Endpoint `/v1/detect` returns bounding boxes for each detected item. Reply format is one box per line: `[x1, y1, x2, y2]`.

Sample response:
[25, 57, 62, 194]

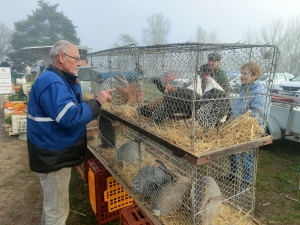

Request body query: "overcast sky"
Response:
[1, 0, 300, 52]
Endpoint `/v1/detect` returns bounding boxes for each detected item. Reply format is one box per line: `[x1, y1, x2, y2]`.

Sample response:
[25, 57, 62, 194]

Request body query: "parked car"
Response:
[278, 75, 300, 97]
[229, 74, 242, 93]
[260, 72, 294, 91]
[226, 71, 240, 81]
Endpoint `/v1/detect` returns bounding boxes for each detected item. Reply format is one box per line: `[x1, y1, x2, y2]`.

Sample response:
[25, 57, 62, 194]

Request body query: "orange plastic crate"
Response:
[104, 176, 134, 212]
[87, 158, 120, 225]
[120, 204, 154, 225]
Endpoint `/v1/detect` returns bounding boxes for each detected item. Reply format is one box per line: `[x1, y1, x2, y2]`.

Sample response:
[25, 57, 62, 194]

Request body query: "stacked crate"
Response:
[120, 204, 154, 225]
[87, 158, 133, 224]
[104, 176, 134, 213]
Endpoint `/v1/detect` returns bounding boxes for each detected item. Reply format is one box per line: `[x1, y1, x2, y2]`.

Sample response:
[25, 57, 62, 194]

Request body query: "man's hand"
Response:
[96, 88, 116, 105]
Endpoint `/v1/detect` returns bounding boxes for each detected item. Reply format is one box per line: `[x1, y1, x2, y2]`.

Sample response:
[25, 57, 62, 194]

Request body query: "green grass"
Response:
[255, 138, 300, 224]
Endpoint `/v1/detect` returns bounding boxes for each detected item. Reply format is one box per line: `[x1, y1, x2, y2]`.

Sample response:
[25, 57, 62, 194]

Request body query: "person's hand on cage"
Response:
[95, 88, 116, 105]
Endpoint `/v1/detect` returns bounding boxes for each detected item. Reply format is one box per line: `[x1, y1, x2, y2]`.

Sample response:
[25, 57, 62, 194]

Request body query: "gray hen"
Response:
[196, 88, 232, 131]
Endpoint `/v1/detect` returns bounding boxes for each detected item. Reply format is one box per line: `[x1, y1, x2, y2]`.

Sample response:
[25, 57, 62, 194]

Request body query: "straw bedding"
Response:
[101, 102, 264, 154]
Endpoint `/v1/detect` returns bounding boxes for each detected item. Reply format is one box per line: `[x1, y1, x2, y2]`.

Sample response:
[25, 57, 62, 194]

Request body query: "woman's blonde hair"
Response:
[240, 62, 262, 77]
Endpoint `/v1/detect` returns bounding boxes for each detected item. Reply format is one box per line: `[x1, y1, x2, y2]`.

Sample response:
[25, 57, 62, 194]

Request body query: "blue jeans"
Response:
[35, 167, 71, 225]
[229, 150, 254, 183]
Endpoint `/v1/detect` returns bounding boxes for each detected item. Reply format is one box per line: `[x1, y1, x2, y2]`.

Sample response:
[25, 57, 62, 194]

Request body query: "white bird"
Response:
[203, 74, 224, 92]
[186, 73, 224, 96]
[186, 74, 202, 96]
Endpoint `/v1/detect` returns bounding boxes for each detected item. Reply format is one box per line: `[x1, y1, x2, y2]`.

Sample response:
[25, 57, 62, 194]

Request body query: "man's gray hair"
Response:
[50, 40, 72, 59]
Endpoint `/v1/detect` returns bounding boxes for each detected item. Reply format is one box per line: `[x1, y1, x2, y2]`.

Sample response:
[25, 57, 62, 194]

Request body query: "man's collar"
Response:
[47, 64, 77, 84]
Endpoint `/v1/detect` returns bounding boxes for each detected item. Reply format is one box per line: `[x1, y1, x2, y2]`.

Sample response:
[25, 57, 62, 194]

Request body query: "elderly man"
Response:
[27, 40, 115, 225]
[0, 58, 11, 67]
[198, 52, 230, 93]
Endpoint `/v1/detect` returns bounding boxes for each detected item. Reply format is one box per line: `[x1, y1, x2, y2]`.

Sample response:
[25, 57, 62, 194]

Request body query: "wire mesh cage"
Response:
[87, 119, 259, 225]
[84, 43, 278, 225]
[86, 43, 278, 153]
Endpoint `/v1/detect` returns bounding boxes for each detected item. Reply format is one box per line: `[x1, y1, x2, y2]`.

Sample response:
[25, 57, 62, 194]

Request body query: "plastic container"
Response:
[104, 176, 133, 212]
[11, 115, 27, 133]
[87, 158, 120, 225]
[120, 204, 154, 225]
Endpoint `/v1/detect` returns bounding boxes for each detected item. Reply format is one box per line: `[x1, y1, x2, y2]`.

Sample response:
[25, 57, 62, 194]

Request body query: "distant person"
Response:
[27, 40, 115, 225]
[17, 63, 23, 72]
[11, 63, 19, 71]
[222, 62, 270, 194]
[0, 58, 11, 67]
[197, 52, 230, 93]
[24, 63, 31, 74]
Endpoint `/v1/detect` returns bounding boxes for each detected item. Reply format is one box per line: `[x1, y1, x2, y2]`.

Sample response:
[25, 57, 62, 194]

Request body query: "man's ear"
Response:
[58, 53, 65, 63]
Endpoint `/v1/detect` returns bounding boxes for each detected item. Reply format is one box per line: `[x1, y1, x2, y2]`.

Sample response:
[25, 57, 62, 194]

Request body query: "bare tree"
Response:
[113, 34, 139, 47]
[279, 15, 300, 74]
[0, 23, 13, 62]
[195, 25, 218, 43]
[142, 13, 171, 45]
[207, 30, 218, 43]
[195, 26, 207, 42]
[244, 28, 260, 44]
[244, 14, 300, 75]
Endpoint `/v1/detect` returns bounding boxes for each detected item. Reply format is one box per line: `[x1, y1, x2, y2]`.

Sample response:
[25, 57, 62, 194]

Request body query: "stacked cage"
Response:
[85, 43, 279, 225]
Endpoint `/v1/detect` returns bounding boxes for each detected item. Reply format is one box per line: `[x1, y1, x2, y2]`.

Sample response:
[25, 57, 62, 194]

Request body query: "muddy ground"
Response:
[0, 94, 42, 224]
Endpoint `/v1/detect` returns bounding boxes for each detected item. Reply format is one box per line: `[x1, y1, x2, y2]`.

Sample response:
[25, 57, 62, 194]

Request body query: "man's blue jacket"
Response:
[27, 65, 100, 173]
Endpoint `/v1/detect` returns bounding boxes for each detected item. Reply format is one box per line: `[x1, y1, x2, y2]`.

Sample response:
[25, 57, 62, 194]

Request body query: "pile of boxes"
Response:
[3, 96, 27, 137]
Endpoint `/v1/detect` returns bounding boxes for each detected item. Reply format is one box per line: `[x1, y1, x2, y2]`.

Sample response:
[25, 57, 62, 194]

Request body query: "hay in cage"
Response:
[86, 146, 258, 225]
[159, 203, 256, 225]
[82, 93, 94, 101]
[102, 102, 263, 154]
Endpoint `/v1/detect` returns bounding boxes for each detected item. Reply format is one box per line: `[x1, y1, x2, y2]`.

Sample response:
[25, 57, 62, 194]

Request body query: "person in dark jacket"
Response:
[27, 40, 115, 225]
[0, 58, 11, 67]
[197, 52, 230, 93]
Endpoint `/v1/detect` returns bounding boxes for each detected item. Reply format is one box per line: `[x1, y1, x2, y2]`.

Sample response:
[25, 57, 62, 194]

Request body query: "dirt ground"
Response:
[0, 94, 43, 225]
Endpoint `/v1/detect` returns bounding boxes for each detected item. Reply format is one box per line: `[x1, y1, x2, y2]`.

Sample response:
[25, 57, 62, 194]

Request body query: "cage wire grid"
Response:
[80, 43, 278, 225]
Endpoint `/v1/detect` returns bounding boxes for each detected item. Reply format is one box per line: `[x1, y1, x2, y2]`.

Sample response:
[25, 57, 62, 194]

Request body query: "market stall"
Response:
[3, 80, 32, 139]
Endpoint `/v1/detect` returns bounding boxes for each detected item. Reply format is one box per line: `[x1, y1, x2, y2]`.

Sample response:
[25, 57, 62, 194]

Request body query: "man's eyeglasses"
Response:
[63, 53, 81, 62]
